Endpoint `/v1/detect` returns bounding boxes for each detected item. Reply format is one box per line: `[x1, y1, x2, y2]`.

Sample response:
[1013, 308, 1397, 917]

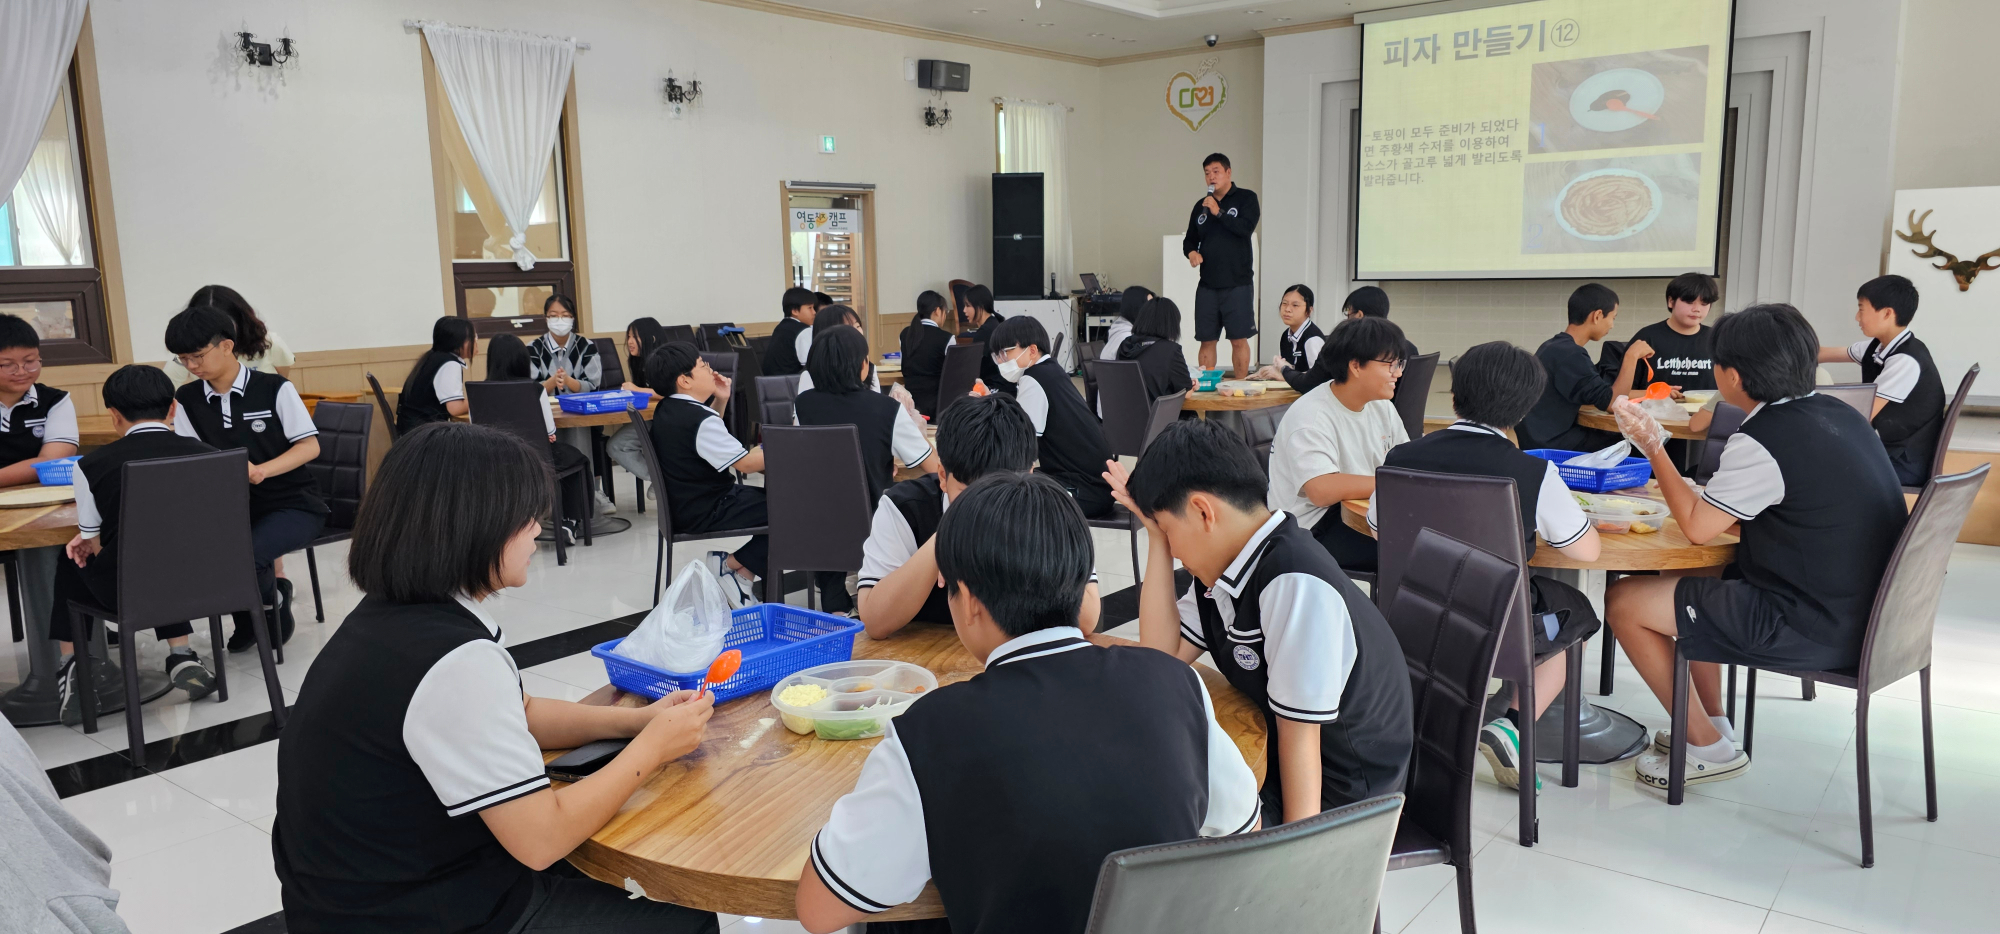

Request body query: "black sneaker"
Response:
[56, 655, 80, 726]
[166, 650, 217, 701]
[226, 624, 257, 654]
[275, 578, 297, 645]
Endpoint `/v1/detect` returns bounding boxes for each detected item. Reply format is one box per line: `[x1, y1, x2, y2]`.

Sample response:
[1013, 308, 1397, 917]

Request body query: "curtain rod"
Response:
[994, 96, 1074, 113]
[404, 19, 591, 50]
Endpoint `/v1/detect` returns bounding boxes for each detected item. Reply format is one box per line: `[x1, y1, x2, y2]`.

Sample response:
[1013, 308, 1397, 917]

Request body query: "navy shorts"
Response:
[1673, 575, 1857, 671]
[1194, 285, 1256, 341]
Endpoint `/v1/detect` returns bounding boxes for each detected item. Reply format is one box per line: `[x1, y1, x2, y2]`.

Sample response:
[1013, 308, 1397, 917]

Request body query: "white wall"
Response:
[1893, 0, 2000, 192]
[86, 0, 1105, 359]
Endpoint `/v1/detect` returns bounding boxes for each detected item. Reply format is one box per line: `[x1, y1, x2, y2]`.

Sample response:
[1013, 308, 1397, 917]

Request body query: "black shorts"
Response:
[1194, 285, 1256, 341]
[1673, 576, 1857, 671]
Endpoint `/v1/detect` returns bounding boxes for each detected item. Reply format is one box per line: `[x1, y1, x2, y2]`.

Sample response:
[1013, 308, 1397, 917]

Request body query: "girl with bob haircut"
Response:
[396, 317, 477, 433]
[273, 422, 720, 934]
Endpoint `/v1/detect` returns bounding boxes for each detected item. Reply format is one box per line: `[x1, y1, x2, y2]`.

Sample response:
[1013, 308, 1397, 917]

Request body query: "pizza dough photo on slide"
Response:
[1528, 46, 1710, 154]
[1520, 154, 1701, 255]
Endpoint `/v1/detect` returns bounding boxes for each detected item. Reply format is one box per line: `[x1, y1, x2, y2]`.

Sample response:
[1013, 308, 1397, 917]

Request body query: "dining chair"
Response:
[625, 410, 769, 605]
[591, 338, 629, 504]
[1381, 527, 1523, 934]
[465, 381, 594, 565]
[1663, 464, 1988, 868]
[299, 402, 372, 623]
[1819, 382, 1877, 418]
[1052, 331, 1066, 370]
[1905, 363, 1979, 495]
[729, 345, 763, 444]
[365, 372, 397, 442]
[935, 342, 985, 417]
[1082, 794, 1404, 934]
[762, 426, 873, 610]
[662, 324, 698, 347]
[1142, 391, 1186, 451]
[1094, 360, 1151, 458]
[699, 322, 743, 351]
[1392, 352, 1442, 442]
[71, 449, 287, 765]
[1232, 403, 1293, 478]
[755, 375, 801, 433]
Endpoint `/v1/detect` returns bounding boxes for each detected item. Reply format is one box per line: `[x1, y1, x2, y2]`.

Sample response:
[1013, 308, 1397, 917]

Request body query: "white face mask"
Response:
[995, 352, 1026, 383]
[546, 317, 574, 337]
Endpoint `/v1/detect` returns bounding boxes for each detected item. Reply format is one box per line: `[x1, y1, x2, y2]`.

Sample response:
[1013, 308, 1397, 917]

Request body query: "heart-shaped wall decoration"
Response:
[1166, 69, 1227, 132]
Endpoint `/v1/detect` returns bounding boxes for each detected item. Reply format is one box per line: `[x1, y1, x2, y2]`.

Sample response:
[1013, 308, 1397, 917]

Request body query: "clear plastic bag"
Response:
[612, 561, 732, 673]
[1565, 439, 1632, 468]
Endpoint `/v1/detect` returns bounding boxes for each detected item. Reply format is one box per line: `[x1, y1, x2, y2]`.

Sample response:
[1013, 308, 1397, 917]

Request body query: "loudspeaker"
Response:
[993, 173, 1043, 299]
[917, 59, 970, 92]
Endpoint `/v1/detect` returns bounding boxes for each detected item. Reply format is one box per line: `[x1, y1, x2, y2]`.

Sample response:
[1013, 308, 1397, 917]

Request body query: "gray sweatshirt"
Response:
[0, 720, 129, 934]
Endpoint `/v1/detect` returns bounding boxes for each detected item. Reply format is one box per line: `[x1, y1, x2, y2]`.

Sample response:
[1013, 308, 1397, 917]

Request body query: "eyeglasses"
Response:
[1371, 357, 1407, 375]
[173, 344, 224, 369]
[0, 357, 42, 376]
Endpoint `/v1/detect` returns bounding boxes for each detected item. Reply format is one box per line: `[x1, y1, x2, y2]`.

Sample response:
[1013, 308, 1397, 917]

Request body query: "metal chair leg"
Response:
[580, 461, 596, 547]
[208, 616, 229, 703]
[635, 475, 646, 514]
[1921, 666, 1938, 823]
[1856, 692, 1874, 868]
[1667, 645, 1689, 805]
[249, 606, 287, 728]
[1562, 642, 1583, 788]
[1725, 664, 1737, 724]
[655, 540, 669, 607]
[1598, 628, 1617, 696]
[306, 546, 324, 622]
[5, 555, 21, 643]
[1743, 668, 1758, 759]
[552, 477, 569, 566]
[1515, 673, 1537, 846]
[74, 608, 99, 734]
[1801, 675, 1816, 701]
[119, 624, 146, 766]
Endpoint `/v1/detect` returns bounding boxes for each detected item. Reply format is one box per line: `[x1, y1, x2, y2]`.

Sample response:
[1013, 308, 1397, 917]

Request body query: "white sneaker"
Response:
[707, 551, 760, 609]
[596, 492, 617, 516]
[1651, 729, 1742, 756]
[1635, 747, 1750, 789]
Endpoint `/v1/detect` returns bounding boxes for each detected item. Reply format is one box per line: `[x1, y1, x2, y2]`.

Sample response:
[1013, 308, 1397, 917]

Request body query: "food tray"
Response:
[1525, 449, 1653, 493]
[1216, 380, 1266, 397]
[557, 390, 653, 415]
[1195, 369, 1228, 392]
[592, 603, 862, 703]
[769, 660, 938, 740]
[1575, 492, 1665, 534]
[33, 456, 80, 486]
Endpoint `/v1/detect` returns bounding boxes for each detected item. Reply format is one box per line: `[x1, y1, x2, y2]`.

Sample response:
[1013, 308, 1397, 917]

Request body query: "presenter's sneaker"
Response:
[1478, 719, 1540, 791]
[1651, 729, 1741, 756]
[166, 649, 217, 701]
[1636, 748, 1751, 789]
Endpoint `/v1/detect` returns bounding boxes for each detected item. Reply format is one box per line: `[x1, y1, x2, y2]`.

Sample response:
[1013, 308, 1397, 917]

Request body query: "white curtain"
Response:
[999, 99, 1075, 294]
[0, 0, 88, 207]
[421, 22, 574, 271]
[19, 139, 82, 264]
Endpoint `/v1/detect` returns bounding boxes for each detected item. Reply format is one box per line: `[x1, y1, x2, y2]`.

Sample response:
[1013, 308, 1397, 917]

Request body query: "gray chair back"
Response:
[936, 342, 985, 417]
[304, 401, 373, 534]
[593, 338, 626, 388]
[763, 425, 873, 576]
[1383, 528, 1521, 874]
[1819, 382, 1877, 418]
[464, 381, 556, 462]
[1083, 794, 1404, 934]
[730, 345, 763, 442]
[118, 450, 263, 628]
[1095, 360, 1150, 458]
[1142, 391, 1186, 452]
[662, 324, 698, 346]
[628, 409, 676, 540]
[1695, 401, 1749, 485]
[700, 322, 743, 350]
[1925, 364, 1980, 483]
[1857, 464, 1990, 690]
[366, 371, 397, 440]
[755, 374, 801, 429]
[1373, 468, 1532, 681]
[1392, 352, 1441, 442]
[1234, 403, 1293, 477]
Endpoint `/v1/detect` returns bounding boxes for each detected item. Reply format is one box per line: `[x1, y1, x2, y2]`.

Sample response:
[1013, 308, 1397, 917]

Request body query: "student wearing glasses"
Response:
[0, 315, 78, 489]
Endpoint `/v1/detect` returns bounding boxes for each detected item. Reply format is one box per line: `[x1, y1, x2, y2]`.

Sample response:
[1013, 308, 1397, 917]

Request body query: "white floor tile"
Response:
[16, 721, 117, 767]
[1844, 695, 2000, 775]
[1771, 820, 2000, 934]
[156, 741, 280, 823]
[108, 822, 283, 934]
[1811, 749, 2000, 860]
[521, 669, 593, 702]
[1402, 839, 1769, 934]
[1758, 913, 1867, 934]
[62, 774, 242, 864]
[76, 676, 294, 753]
[526, 651, 613, 693]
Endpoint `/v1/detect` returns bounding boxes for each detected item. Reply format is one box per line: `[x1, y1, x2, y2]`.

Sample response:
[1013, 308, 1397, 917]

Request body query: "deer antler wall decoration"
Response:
[1896, 209, 2000, 291]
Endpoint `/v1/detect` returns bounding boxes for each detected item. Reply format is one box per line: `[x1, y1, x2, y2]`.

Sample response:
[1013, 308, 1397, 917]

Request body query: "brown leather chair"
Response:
[625, 410, 769, 605]
[1392, 352, 1441, 443]
[1904, 363, 1979, 495]
[300, 402, 372, 622]
[762, 425, 873, 610]
[1094, 360, 1151, 458]
[366, 372, 397, 441]
[466, 380, 593, 565]
[1662, 464, 1990, 869]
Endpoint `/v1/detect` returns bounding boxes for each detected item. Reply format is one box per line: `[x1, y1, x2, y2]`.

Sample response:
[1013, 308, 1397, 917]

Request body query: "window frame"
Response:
[0, 59, 117, 366]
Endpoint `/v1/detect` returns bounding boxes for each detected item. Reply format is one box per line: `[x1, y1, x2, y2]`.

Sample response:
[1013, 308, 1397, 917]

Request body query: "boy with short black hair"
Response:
[1628, 272, 1719, 392]
[166, 306, 325, 652]
[987, 316, 1115, 517]
[856, 393, 1101, 637]
[0, 315, 79, 487]
[1369, 341, 1604, 790]
[1110, 420, 1412, 823]
[1608, 303, 1908, 788]
[1518, 282, 1653, 452]
[53, 365, 222, 722]
[798, 472, 1259, 934]
[1817, 274, 1945, 485]
[762, 287, 818, 376]
[647, 341, 766, 607]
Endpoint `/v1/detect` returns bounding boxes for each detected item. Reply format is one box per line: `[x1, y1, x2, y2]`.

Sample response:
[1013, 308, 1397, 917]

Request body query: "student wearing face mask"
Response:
[987, 316, 1115, 518]
[528, 295, 601, 396]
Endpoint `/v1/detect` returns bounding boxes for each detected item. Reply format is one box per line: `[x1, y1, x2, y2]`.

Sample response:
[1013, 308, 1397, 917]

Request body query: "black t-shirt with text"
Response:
[1629, 321, 1716, 391]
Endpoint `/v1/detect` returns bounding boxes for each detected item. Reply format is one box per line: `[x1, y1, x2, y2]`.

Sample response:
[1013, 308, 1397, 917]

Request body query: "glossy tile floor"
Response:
[7, 463, 1999, 934]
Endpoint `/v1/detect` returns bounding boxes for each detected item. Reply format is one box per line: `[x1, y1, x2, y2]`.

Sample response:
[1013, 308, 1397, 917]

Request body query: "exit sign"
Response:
[819, 135, 837, 154]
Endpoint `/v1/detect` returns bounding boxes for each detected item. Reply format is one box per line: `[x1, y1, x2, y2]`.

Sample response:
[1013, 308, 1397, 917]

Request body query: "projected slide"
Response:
[1356, 0, 1732, 279]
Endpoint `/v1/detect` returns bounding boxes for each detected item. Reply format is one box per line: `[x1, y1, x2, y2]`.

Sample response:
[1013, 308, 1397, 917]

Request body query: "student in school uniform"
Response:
[527, 295, 601, 396]
[1516, 283, 1654, 452]
[165, 306, 326, 650]
[274, 422, 719, 934]
[648, 342, 766, 607]
[1252, 284, 1327, 388]
[1367, 342, 1604, 790]
[796, 472, 1260, 934]
[0, 316, 79, 488]
[763, 287, 818, 377]
[604, 317, 669, 490]
[164, 284, 295, 385]
[1098, 285, 1154, 361]
[1112, 297, 1196, 404]
[1107, 420, 1411, 822]
[485, 334, 591, 545]
[396, 317, 477, 435]
[898, 291, 952, 419]
[794, 306, 876, 394]
[1270, 286, 1418, 393]
[1817, 274, 1947, 486]
[49, 366, 222, 723]
[856, 393, 1102, 638]
[1265, 316, 1410, 573]
[1606, 303, 1909, 788]
[987, 316, 1116, 518]
[1627, 272, 1719, 393]
[961, 284, 1008, 393]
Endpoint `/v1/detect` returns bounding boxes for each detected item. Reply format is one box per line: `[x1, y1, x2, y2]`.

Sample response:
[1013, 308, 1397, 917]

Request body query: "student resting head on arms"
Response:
[1815, 274, 1946, 486]
[1606, 303, 1909, 790]
[856, 392, 1101, 638]
[1265, 315, 1410, 573]
[797, 471, 1260, 934]
[987, 315, 1116, 517]
[1517, 282, 1652, 453]
[1369, 341, 1605, 790]
[1099, 284, 1156, 360]
[397, 316, 477, 434]
[1113, 297, 1196, 403]
[1105, 419, 1412, 824]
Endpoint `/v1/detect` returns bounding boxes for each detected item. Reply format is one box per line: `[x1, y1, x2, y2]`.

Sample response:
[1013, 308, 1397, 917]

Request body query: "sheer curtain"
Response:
[19, 139, 82, 264]
[999, 99, 1074, 294]
[0, 0, 88, 204]
[420, 22, 574, 271]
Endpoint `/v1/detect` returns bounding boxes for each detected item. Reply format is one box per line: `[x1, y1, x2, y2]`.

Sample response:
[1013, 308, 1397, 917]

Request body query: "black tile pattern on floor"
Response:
[219, 910, 287, 934]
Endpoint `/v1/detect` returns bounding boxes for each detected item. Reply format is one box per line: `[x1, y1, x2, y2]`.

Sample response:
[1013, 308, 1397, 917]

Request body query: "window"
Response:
[0, 67, 114, 364]
[422, 47, 582, 338]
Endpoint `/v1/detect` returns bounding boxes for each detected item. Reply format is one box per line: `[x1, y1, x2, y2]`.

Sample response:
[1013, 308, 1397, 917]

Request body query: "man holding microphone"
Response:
[1182, 153, 1261, 379]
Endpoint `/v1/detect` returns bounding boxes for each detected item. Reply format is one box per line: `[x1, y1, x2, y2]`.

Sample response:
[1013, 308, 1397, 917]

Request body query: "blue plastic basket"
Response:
[592, 603, 864, 703]
[557, 390, 653, 415]
[1195, 369, 1227, 392]
[1524, 449, 1654, 493]
[34, 456, 81, 486]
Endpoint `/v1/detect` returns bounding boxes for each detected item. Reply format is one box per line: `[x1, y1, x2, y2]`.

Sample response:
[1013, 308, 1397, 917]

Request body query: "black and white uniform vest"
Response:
[1859, 333, 1946, 484]
[397, 350, 462, 434]
[174, 371, 327, 518]
[885, 476, 951, 624]
[0, 383, 69, 465]
[1279, 320, 1326, 370]
[1382, 424, 1555, 557]
[763, 317, 810, 376]
[1020, 358, 1114, 500]
[794, 387, 904, 503]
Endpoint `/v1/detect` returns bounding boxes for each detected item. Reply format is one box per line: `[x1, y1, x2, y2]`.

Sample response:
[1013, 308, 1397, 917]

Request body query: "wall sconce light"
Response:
[663, 71, 702, 118]
[923, 102, 952, 129]
[237, 31, 295, 68]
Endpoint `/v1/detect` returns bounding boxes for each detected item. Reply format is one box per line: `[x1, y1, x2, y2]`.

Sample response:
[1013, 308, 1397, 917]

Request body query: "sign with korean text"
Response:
[790, 209, 860, 233]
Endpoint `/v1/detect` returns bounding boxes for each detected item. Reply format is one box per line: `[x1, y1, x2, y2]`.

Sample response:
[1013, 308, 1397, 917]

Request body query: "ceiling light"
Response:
[1039, 22, 1055, 26]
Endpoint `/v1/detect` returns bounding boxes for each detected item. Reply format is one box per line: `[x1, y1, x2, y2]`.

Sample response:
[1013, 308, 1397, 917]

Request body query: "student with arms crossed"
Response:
[166, 306, 325, 650]
[763, 287, 819, 377]
[1106, 420, 1411, 823]
[274, 422, 718, 934]
[797, 472, 1260, 934]
[648, 342, 767, 608]
[856, 393, 1101, 638]
[1517, 283, 1652, 452]
[1367, 342, 1604, 790]
[1606, 303, 1909, 788]
[1816, 274, 1946, 486]
[1265, 316, 1409, 573]
[898, 290, 953, 419]
[987, 316, 1117, 517]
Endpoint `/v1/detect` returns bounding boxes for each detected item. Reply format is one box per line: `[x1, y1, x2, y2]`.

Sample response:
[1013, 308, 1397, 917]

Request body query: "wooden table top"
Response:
[560, 624, 1269, 921]
[1576, 405, 1712, 442]
[553, 403, 657, 430]
[1341, 497, 1737, 572]
[0, 485, 79, 551]
[1183, 386, 1301, 413]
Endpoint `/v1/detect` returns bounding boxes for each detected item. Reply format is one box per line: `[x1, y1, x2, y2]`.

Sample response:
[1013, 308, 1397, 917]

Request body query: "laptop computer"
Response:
[1078, 272, 1102, 294]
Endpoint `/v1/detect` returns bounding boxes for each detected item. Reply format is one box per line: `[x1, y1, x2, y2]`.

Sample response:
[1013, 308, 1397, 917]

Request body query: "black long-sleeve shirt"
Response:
[1520, 332, 1615, 446]
[899, 320, 951, 418]
[1181, 185, 1260, 290]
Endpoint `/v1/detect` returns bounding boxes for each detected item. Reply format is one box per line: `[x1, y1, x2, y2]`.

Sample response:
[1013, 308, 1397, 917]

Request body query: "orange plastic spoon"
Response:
[1644, 381, 1674, 400]
[699, 649, 743, 698]
[1604, 98, 1660, 121]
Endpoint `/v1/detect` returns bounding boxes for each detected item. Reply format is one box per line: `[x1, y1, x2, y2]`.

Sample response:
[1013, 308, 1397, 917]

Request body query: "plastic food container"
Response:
[557, 390, 654, 415]
[592, 604, 862, 703]
[1525, 449, 1653, 493]
[768, 660, 939, 740]
[33, 456, 80, 486]
[1576, 493, 1666, 534]
[1216, 380, 1266, 397]
[1195, 369, 1228, 392]
[1680, 390, 1719, 406]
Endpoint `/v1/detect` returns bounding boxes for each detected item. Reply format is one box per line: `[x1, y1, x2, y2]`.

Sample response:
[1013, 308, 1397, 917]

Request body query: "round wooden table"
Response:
[1575, 405, 1711, 442]
[1182, 386, 1300, 419]
[557, 625, 1269, 921]
[1340, 498, 1737, 570]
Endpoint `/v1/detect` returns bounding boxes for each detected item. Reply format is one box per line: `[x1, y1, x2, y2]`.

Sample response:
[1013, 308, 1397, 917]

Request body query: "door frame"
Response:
[778, 182, 882, 356]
